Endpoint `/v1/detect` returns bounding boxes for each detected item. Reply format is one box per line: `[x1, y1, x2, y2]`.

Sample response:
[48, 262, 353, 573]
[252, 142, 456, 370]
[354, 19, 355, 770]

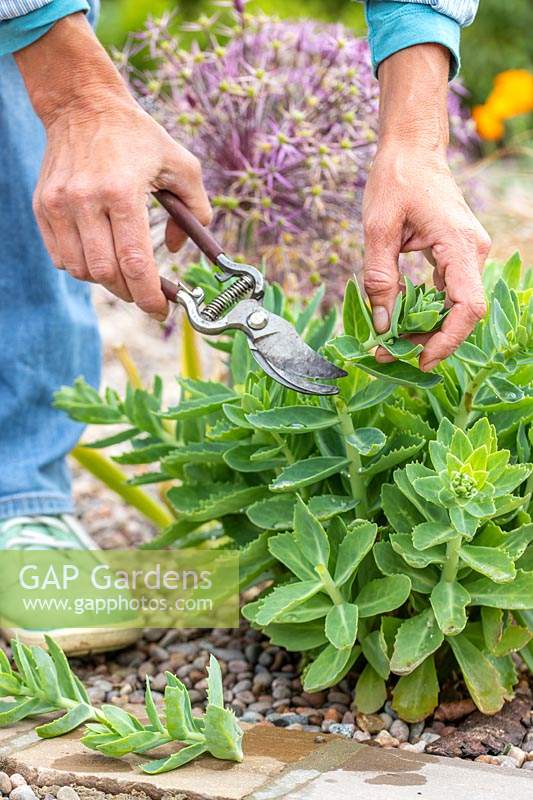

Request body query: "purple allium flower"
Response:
[122, 5, 479, 296]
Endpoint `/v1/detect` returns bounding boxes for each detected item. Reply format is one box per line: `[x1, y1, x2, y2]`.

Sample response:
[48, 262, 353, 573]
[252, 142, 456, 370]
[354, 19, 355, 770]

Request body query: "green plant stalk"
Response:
[454, 365, 493, 429]
[181, 317, 204, 380]
[454, 341, 521, 429]
[335, 397, 368, 517]
[315, 564, 344, 605]
[442, 533, 463, 583]
[72, 446, 174, 529]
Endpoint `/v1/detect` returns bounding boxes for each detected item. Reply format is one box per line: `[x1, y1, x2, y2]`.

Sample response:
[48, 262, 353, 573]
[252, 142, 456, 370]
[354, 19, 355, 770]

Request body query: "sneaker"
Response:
[0, 514, 140, 656]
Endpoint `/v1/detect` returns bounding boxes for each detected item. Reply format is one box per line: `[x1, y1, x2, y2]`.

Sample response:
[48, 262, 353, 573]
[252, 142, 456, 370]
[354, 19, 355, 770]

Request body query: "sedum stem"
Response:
[442, 534, 462, 582]
[72, 446, 175, 529]
[335, 397, 368, 518]
[315, 564, 344, 605]
[454, 366, 492, 429]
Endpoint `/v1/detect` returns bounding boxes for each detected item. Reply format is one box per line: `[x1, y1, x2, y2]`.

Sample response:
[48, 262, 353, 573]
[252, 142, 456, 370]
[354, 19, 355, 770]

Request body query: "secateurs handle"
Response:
[154, 189, 224, 265]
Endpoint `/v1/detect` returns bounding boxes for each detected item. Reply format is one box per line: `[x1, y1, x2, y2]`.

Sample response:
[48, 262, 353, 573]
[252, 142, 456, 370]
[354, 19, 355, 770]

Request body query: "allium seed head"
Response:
[125, 6, 478, 296]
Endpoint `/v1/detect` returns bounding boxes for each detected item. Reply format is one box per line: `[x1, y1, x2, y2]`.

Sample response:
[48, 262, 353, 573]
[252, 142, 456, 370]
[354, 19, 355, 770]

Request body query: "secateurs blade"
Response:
[155, 190, 347, 396]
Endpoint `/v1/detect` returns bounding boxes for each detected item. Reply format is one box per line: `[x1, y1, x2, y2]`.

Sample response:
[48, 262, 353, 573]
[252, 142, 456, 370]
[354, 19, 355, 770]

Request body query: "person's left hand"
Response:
[362, 143, 491, 371]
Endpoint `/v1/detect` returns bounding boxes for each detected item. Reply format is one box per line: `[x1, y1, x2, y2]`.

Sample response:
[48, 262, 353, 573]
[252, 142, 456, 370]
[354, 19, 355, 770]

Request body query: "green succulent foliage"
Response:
[55, 253, 533, 721]
[0, 637, 242, 773]
[329, 276, 448, 388]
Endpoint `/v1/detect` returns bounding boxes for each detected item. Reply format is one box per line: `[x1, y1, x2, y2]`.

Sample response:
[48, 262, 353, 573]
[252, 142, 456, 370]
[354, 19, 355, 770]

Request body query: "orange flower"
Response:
[472, 105, 504, 141]
[490, 69, 533, 117]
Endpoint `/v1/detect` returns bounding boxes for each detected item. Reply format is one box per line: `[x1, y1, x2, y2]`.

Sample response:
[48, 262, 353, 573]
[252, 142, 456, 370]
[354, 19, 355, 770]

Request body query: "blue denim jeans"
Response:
[0, 2, 101, 520]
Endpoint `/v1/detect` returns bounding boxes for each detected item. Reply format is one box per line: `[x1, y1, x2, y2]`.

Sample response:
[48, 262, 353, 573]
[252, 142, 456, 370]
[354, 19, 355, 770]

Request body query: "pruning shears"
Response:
[155, 190, 347, 396]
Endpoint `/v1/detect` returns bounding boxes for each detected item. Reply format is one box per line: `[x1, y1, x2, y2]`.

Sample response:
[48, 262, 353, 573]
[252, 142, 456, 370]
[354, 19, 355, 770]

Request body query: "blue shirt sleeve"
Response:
[365, 0, 469, 79]
[0, 0, 89, 56]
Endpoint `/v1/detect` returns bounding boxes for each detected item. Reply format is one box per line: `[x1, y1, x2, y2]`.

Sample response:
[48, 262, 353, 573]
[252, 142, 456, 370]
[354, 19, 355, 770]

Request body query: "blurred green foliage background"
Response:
[98, 0, 532, 106]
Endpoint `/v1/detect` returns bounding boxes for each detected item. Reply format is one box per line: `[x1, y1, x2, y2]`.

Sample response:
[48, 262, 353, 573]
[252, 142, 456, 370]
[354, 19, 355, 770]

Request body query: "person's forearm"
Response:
[13, 10, 211, 320]
[14, 12, 130, 127]
[377, 44, 450, 153]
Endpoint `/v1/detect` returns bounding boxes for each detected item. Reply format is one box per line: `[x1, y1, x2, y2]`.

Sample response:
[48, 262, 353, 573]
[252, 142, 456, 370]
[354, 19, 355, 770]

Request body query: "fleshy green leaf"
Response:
[459, 545, 516, 584]
[36, 703, 94, 738]
[355, 575, 411, 618]
[346, 427, 386, 456]
[390, 609, 444, 675]
[325, 603, 359, 649]
[354, 663, 387, 713]
[293, 496, 330, 567]
[361, 629, 390, 680]
[334, 522, 378, 586]
[246, 406, 339, 433]
[392, 656, 439, 722]
[352, 358, 442, 389]
[430, 580, 470, 635]
[448, 632, 507, 714]
[303, 645, 359, 693]
[463, 570, 533, 608]
[412, 522, 457, 550]
[255, 581, 322, 626]
[270, 457, 349, 492]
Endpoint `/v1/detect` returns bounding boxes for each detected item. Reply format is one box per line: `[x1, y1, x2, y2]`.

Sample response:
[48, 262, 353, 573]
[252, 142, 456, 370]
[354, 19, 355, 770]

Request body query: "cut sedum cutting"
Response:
[0, 636, 243, 773]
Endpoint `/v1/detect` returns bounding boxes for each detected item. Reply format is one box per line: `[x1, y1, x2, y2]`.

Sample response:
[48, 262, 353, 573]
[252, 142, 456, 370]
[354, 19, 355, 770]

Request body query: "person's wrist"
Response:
[377, 44, 450, 153]
[14, 13, 132, 128]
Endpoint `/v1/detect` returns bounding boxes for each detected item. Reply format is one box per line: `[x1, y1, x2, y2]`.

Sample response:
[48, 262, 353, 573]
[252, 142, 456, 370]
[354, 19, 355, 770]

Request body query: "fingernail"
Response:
[150, 312, 167, 323]
[372, 306, 389, 333]
[422, 359, 438, 372]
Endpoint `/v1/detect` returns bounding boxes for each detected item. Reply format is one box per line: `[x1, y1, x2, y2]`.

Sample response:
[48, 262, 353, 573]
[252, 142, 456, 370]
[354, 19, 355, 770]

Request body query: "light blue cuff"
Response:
[365, 1, 461, 80]
[0, 0, 89, 56]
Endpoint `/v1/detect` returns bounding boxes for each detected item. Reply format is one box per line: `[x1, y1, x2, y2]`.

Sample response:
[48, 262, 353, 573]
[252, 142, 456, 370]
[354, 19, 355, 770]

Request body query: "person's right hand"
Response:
[15, 14, 211, 321]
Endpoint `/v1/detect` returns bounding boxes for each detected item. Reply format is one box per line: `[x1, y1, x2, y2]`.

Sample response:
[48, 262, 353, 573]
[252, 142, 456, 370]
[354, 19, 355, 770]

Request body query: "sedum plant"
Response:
[55, 253, 533, 720]
[0, 636, 242, 773]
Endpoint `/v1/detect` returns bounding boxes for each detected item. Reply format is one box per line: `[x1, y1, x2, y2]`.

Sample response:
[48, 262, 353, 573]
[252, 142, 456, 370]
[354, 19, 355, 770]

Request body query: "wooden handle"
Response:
[154, 189, 224, 265]
[160, 275, 182, 303]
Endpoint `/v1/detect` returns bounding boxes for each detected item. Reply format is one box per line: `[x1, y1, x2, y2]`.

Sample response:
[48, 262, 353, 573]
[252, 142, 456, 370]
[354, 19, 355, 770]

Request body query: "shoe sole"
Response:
[1, 625, 141, 656]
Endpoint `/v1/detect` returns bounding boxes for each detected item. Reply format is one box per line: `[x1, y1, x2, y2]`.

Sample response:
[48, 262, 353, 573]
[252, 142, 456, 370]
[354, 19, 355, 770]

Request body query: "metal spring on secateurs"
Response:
[200, 275, 255, 321]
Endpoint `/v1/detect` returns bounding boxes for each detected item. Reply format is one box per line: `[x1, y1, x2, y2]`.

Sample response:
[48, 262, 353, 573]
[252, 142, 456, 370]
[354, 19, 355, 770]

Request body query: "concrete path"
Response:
[1, 719, 531, 800]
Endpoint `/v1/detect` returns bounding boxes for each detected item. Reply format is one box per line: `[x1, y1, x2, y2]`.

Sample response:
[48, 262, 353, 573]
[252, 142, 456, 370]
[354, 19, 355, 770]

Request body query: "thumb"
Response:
[363, 230, 401, 333]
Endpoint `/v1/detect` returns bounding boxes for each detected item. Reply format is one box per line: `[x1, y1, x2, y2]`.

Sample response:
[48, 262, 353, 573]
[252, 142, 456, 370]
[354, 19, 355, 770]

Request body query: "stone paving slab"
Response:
[1, 721, 531, 800]
[249, 740, 533, 800]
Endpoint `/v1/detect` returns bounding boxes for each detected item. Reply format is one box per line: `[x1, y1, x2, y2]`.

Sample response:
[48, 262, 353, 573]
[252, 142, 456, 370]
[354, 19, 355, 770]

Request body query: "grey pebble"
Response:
[523, 731, 533, 753]
[8, 777, 26, 790]
[272, 685, 292, 700]
[9, 789, 37, 800]
[235, 690, 256, 705]
[228, 660, 249, 674]
[390, 719, 409, 742]
[240, 711, 265, 724]
[0, 773, 12, 795]
[409, 721, 425, 742]
[57, 788, 81, 800]
[232, 679, 252, 694]
[267, 712, 308, 727]
[245, 644, 262, 664]
[421, 732, 441, 744]
[258, 652, 274, 667]
[329, 723, 355, 738]
[400, 741, 427, 753]
[497, 756, 518, 768]
[328, 691, 351, 705]
[522, 762, 533, 771]
[384, 701, 398, 720]
[248, 700, 273, 714]
[87, 687, 106, 704]
[378, 712, 393, 731]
